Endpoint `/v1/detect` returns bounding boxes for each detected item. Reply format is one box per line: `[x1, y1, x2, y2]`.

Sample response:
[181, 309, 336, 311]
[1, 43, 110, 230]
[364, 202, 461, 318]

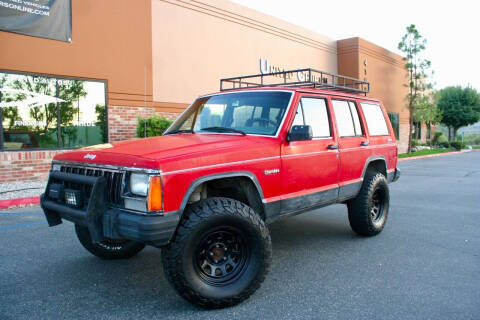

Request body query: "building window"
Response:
[388, 112, 399, 139]
[412, 122, 422, 140]
[0, 71, 107, 151]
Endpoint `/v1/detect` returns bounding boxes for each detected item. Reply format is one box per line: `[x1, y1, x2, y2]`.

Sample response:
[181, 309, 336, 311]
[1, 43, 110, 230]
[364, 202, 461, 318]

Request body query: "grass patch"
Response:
[399, 148, 455, 158]
[473, 146, 480, 150]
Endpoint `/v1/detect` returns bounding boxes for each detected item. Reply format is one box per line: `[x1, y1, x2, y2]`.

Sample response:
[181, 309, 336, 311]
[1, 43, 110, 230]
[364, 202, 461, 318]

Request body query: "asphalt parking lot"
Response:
[1, 152, 479, 320]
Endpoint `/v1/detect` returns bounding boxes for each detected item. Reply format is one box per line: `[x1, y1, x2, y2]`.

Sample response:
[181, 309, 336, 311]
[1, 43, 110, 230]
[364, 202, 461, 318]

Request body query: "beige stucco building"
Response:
[1, 0, 413, 182]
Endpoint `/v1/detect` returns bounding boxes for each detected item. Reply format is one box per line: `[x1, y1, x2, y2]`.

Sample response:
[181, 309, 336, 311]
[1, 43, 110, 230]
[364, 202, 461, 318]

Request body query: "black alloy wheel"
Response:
[370, 188, 387, 224]
[194, 227, 248, 285]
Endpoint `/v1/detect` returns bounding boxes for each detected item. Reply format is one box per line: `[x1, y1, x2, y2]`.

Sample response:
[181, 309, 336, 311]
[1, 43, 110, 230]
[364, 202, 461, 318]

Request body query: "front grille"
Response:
[58, 164, 125, 206]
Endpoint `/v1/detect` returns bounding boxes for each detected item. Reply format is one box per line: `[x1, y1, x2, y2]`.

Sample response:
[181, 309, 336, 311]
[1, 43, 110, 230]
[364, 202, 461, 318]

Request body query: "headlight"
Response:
[52, 164, 62, 171]
[130, 173, 149, 196]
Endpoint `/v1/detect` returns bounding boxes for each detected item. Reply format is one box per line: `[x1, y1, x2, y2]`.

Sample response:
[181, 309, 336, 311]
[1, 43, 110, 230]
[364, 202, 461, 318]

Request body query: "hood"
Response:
[53, 134, 277, 169]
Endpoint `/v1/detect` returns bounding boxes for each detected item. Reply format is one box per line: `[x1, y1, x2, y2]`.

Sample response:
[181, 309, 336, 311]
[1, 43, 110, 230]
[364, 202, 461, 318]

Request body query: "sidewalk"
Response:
[0, 181, 46, 209]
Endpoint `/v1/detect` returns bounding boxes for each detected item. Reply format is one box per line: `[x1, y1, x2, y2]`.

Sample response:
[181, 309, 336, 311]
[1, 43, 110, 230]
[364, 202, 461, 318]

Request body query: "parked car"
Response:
[3, 131, 39, 149]
[41, 68, 400, 308]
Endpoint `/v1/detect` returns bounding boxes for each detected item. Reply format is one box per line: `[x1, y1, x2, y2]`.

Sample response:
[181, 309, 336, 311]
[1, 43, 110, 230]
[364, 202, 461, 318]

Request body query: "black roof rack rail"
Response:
[220, 68, 369, 95]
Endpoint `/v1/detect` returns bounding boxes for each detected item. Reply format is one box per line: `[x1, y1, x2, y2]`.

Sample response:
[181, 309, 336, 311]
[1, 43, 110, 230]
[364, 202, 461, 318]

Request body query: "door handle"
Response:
[327, 144, 339, 150]
[360, 141, 370, 146]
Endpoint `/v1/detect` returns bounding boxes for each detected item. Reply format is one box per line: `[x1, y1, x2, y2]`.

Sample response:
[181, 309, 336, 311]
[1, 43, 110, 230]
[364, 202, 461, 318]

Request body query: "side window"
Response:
[332, 100, 356, 137]
[292, 104, 305, 126]
[348, 101, 363, 136]
[360, 102, 389, 136]
[292, 98, 331, 138]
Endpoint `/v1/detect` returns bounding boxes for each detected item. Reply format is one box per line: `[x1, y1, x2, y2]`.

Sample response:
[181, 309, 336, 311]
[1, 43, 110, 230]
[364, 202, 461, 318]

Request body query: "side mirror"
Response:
[287, 125, 313, 141]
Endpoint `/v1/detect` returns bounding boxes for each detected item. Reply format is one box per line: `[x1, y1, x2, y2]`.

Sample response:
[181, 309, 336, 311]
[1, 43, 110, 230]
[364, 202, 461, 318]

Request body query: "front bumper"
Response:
[40, 171, 179, 247]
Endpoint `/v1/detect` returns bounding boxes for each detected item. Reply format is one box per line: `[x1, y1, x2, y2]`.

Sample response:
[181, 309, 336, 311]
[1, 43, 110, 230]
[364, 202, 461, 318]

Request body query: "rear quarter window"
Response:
[360, 102, 389, 136]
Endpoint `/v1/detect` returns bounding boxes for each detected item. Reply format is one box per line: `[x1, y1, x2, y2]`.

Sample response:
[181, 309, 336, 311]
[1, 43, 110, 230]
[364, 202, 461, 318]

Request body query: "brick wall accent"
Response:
[108, 105, 179, 142]
[0, 150, 66, 183]
[398, 123, 409, 154]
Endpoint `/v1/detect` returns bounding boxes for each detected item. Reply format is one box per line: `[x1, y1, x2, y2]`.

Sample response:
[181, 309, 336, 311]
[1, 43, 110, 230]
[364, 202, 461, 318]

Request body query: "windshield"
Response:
[165, 91, 292, 136]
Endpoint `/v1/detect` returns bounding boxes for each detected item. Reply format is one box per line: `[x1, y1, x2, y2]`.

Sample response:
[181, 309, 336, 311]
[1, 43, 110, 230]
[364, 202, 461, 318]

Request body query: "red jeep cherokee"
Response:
[41, 69, 400, 308]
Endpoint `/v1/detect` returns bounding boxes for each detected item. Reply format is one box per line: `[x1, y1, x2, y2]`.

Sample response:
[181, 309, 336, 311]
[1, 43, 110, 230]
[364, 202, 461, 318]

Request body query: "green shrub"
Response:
[137, 115, 173, 138]
[432, 131, 447, 146]
[462, 134, 480, 145]
[439, 141, 450, 148]
[411, 140, 419, 147]
[450, 141, 466, 150]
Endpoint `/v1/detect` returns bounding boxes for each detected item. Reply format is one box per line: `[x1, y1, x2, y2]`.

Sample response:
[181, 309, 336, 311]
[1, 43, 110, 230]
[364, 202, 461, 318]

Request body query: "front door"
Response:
[280, 95, 339, 213]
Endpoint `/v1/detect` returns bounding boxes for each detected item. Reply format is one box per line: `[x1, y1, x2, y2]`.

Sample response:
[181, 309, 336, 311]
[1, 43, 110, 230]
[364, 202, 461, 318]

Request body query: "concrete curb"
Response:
[0, 196, 40, 210]
[398, 150, 471, 162]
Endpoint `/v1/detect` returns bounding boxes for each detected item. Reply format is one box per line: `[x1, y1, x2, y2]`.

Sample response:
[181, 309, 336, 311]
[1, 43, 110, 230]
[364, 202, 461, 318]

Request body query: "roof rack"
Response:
[220, 68, 369, 95]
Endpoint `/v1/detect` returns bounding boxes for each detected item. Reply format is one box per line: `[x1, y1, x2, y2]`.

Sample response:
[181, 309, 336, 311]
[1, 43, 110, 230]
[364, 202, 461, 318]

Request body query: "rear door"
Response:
[280, 94, 339, 213]
[331, 98, 371, 201]
[359, 101, 398, 175]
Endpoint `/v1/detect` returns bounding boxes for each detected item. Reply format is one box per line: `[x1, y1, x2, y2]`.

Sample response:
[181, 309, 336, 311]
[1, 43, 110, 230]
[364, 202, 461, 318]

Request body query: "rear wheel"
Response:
[162, 197, 271, 309]
[74, 224, 146, 259]
[347, 172, 389, 236]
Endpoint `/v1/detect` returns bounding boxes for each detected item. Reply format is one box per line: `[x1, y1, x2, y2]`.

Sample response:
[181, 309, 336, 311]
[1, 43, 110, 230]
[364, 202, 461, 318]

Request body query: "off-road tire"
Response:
[74, 224, 146, 259]
[347, 172, 389, 236]
[162, 197, 272, 309]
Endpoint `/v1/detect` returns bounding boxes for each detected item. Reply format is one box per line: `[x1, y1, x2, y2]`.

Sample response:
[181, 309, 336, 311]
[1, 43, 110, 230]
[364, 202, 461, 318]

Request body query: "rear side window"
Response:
[292, 98, 330, 138]
[360, 102, 389, 136]
[332, 100, 363, 137]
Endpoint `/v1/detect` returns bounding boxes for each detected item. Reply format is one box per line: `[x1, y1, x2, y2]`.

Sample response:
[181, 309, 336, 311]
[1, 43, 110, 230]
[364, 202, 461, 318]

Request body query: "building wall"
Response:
[0, 0, 154, 109]
[338, 38, 409, 153]
[151, 0, 338, 106]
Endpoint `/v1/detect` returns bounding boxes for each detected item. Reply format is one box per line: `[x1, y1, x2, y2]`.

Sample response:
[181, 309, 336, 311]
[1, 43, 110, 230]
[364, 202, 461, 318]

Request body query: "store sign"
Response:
[259, 58, 327, 84]
[0, 0, 72, 42]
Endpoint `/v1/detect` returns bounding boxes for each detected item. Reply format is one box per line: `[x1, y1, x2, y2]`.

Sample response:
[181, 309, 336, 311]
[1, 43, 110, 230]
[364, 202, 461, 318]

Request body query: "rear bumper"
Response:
[388, 167, 401, 183]
[40, 171, 179, 247]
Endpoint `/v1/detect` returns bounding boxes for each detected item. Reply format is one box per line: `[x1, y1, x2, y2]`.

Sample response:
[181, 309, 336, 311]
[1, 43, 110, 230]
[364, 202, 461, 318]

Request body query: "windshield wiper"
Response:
[163, 129, 194, 135]
[200, 127, 246, 135]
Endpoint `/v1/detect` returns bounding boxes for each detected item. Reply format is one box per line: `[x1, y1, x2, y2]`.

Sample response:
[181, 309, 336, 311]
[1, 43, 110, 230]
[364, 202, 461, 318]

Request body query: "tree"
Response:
[398, 24, 432, 153]
[413, 92, 442, 143]
[437, 86, 480, 141]
[95, 104, 107, 142]
[0, 75, 22, 128]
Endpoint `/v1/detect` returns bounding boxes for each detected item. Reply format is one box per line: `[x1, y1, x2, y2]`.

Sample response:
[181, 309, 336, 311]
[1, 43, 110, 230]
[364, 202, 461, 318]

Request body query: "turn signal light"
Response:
[147, 176, 163, 211]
